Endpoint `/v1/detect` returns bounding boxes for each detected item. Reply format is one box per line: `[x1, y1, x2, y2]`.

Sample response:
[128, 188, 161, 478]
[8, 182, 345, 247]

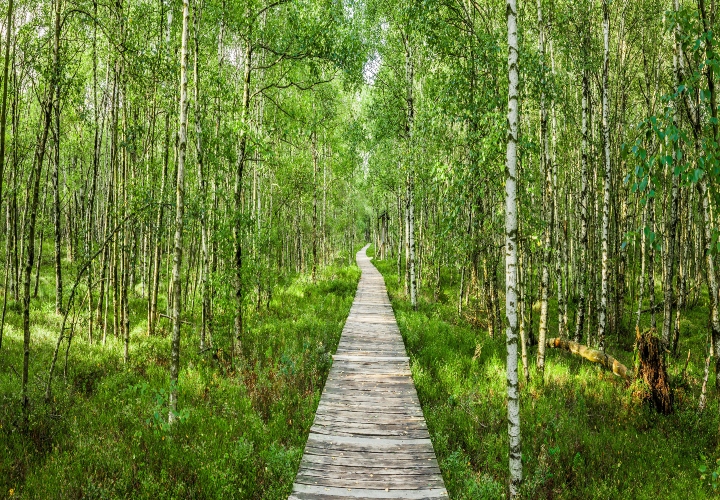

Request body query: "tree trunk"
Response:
[193, 0, 210, 350]
[505, 0, 522, 494]
[663, 0, 682, 351]
[23, 0, 61, 425]
[169, 0, 189, 424]
[404, 36, 417, 310]
[698, 179, 720, 393]
[150, 114, 170, 336]
[545, 337, 633, 380]
[0, 0, 13, 239]
[234, 37, 252, 359]
[598, 0, 611, 352]
[312, 129, 318, 283]
[53, 93, 63, 315]
[536, 0, 552, 376]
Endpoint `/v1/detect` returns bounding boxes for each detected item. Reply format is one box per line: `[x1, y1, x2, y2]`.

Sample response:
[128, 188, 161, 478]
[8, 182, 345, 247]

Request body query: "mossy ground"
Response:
[0, 247, 361, 499]
[369, 248, 718, 499]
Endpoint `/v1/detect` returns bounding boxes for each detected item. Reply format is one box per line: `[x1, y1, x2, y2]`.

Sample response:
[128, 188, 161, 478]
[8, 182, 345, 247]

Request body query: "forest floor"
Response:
[2, 244, 719, 499]
[367, 246, 720, 499]
[0, 245, 361, 499]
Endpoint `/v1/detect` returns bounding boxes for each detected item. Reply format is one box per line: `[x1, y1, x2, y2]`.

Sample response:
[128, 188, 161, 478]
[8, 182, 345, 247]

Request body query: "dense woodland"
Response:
[2, 0, 720, 497]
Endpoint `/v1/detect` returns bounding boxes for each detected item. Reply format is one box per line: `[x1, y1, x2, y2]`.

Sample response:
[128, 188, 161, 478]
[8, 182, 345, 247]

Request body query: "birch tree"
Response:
[598, 0, 611, 352]
[536, 0, 553, 375]
[506, 0, 522, 494]
[169, 0, 190, 424]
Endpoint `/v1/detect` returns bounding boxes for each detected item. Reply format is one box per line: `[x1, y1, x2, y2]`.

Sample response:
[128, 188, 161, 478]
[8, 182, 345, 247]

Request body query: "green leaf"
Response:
[693, 168, 704, 183]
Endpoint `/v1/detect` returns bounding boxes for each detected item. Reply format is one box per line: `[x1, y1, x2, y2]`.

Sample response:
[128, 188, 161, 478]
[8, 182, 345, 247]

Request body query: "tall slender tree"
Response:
[598, 0, 611, 351]
[169, 0, 190, 423]
[505, 0, 522, 495]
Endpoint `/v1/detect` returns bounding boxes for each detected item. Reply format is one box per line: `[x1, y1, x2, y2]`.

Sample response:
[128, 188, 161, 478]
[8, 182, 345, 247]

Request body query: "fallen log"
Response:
[545, 337, 633, 381]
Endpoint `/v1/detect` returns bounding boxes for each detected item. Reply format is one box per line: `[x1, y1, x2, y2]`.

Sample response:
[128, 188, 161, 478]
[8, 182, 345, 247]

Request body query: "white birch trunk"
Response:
[404, 38, 417, 310]
[506, 0, 522, 494]
[662, 0, 681, 349]
[536, 0, 553, 375]
[598, 0, 611, 352]
[193, 0, 210, 351]
[698, 179, 720, 393]
[575, 66, 589, 343]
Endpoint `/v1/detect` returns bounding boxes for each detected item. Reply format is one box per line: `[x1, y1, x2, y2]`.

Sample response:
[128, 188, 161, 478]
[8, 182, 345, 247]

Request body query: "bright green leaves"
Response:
[692, 168, 704, 183]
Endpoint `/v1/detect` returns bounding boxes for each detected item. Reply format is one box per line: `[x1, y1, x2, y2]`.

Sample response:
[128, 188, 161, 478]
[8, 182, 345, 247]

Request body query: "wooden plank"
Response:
[290, 484, 448, 499]
[332, 355, 410, 362]
[300, 454, 439, 468]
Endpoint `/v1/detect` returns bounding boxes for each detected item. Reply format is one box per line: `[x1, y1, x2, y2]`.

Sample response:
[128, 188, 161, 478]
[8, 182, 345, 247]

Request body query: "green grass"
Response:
[4, 242, 716, 499]
[0, 250, 361, 499]
[370, 252, 719, 499]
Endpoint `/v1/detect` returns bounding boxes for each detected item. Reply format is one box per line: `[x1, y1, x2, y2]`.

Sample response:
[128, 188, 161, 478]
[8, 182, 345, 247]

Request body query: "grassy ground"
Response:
[369, 249, 719, 499]
[0, 250, 360, 499]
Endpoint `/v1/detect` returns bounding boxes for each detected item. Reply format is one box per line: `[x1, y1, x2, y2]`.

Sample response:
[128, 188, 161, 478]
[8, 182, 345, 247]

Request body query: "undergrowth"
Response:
[0, 251, 360, 499]
[371, 251, 718, 499]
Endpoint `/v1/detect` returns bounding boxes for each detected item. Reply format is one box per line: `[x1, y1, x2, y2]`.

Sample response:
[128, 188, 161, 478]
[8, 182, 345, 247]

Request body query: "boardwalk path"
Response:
[290, 246, 448, 499]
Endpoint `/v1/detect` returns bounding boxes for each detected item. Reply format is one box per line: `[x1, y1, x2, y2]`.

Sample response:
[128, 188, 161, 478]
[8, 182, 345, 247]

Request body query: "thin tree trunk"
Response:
[598, 0, 611, 352]
[234, 36, 252, 359]
[698, 179, 720, 393]
[312, 129, 318, 283]
[397, 188, 402, 285]
[193, 0, 210, 350]
[169, 0, 189, 424]
[648, 180, 657, 331]
[536, 0, 552, 375]
[636, 200, 648, 332]
[23, 0, 61, 425]
[518, 242, 529, 384]
[53, 92, 63, 315]
[663, 0, 682, 351]
[86, 0, 101, 344]
[0, 0, 13, 235]
[150, 114, 170, 336]
[404, 37, 417, 310]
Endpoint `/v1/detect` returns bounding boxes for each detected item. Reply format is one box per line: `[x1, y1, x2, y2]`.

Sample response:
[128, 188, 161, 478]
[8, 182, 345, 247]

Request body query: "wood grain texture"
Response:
[290, 245, 448, 499]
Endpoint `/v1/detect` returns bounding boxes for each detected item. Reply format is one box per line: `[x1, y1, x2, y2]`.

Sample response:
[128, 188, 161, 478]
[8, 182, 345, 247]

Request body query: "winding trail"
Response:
[290, 245, 448, 499]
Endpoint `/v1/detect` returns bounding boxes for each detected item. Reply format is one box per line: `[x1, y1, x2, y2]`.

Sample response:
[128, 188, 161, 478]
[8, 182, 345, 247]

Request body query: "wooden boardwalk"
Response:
[290, 246, 448, 500]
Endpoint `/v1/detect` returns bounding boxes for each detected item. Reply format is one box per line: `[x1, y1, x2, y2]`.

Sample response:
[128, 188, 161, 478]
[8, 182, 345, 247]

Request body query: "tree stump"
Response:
[636, 328, 673, 414]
